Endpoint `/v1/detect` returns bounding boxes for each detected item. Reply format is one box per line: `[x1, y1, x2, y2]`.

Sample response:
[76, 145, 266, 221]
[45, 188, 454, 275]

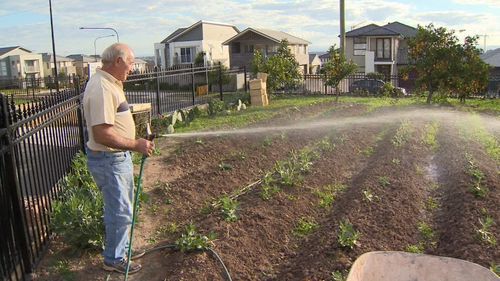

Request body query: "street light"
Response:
[79, 27, 120, 42]
[94, 34, 115, 61]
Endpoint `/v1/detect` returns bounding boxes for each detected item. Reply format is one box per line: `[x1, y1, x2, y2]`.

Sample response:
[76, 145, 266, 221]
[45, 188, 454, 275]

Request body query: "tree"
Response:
[404, 24, 489, 104]
[321, 45, 358, 101]
[251, 40, 302, 93]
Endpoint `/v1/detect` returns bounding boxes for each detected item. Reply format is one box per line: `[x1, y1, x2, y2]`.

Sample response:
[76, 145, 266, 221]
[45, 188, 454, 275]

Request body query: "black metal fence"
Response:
[0, 75, 79, 98]
[124, 63, 248, 115]
[0, 86, 86, 281]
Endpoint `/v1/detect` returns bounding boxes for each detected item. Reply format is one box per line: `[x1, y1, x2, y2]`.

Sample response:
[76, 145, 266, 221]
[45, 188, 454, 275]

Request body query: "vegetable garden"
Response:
[34, 97, 499, 281]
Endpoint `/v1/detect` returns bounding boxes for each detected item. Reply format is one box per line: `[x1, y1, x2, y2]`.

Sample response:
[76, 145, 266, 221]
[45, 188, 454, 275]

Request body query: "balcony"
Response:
[24, 66, 40, 73]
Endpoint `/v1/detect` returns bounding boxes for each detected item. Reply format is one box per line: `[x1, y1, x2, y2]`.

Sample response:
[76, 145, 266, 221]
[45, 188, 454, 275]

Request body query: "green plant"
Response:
[425, 197, 439, 211]
[294, 217, 319, 237]
[422, 121, 439, 149]
[218, 162, 233, 171]
[262, 136, 274, 147]
[490, 263, 500, 277]
[361, 146, 374, 156]
[338, 220, 360, 249]
[405, 243, 425, 253]
[331, 270, 347, 281]
[260, 172, 281, 200]
[208, 99, 226, 117]
[476, 216, 497, 246]
[51, 152, 104, 250]
[418, 221, 435, 241]
[466, 153, 488, 198]
[378, 176, 390, 188]
[362, 189, 377, 202]
[175, 224, 216, 252]
[318, 137, 335, 152]
[219, 196, 239, 222]
[392, 120, 413, 147]
[315, 183, 346, 209]
[392, 158, 401, 165]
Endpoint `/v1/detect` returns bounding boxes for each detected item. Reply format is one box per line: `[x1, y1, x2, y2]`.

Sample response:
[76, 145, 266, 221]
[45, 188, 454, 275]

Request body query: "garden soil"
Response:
[33, 102, 499, 281]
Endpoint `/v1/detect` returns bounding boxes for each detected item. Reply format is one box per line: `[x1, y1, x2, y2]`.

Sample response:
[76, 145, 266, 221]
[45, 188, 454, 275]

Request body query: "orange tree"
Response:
[321, 45, 358, 101]
[404, 24, 489, 104]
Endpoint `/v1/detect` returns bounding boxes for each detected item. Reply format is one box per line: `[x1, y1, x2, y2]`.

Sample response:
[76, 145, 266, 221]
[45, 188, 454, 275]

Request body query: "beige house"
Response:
[132, 58, 148, 73]
[41, 53, 77, 78]
[345, 22, 417, 77]
[223, 28, 310, 73]
[66, 54, 95, 79]
[309, 54, 321, 74]
[0, 46, 44, 80]
[154, 20, 239, 68]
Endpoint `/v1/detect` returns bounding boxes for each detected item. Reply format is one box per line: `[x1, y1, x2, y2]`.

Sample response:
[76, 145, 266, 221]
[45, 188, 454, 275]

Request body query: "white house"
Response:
[0, 46, 44, 80]
[154, 20, 239, 68]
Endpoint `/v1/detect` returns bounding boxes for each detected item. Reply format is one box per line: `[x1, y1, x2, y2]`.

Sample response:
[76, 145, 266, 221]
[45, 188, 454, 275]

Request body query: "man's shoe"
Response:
[131, 249, 146, 260]
[103, 259, 142, 274]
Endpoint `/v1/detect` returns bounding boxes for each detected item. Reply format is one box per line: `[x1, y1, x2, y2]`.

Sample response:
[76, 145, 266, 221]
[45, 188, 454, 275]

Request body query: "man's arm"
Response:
[92, 124, 154, 156]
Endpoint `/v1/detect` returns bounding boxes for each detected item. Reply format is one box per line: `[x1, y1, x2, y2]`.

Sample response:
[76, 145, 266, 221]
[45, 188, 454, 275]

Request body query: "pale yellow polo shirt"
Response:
[83, 68, 135, 152]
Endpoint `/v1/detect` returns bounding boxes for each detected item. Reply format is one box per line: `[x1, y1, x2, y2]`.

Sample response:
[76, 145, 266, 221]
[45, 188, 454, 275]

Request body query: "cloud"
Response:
[452, 0, 500, 7]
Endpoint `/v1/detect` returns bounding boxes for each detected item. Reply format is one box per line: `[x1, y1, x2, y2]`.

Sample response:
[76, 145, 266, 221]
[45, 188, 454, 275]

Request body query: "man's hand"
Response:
[135, 138, 155, 157]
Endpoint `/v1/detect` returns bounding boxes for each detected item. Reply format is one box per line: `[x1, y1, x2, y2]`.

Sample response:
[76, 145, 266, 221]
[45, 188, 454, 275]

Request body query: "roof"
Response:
[318, 53, 330, 59]
[134, 58, 147, 64]
[67, 54, 95, 62]
[346, 22, 417, 38]
[42, 53, 74, 62]
[161, 20, 239, 43]
[0, 46, 32, 56]
[481, 48, 500, 67]
[223, 28, 310, 45]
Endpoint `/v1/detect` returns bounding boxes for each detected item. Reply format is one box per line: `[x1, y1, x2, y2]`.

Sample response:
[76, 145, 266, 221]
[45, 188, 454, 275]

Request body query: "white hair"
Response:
[101, 43, 132, 64]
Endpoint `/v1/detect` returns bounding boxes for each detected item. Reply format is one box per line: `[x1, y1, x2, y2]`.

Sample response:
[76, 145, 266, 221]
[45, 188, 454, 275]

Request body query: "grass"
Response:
[392, 120, 413, 147]
[448, 98, 500, 114]
[337, 96, 424, 111]
[459, 114, 500, 163]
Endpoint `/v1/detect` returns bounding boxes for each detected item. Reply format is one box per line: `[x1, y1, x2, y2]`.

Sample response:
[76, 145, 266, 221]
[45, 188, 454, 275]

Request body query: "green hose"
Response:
[124, 154, 148, 280]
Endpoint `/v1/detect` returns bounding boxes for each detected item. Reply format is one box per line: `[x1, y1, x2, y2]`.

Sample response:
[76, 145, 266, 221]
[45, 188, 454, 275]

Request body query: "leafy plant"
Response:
[175, 224, 216, 252]
[425, 197, 439, 211]
[260, 172, 281, 200]
[338, 220, 360, 249]
[418, 221, 435, 241]
[422, 121, 439, 150]
[490, 263, 500, 277]
[331, 270, 347, 281]
[466, 153, 488, 198]
[392, 120, 413, 147]
[362, 189, 377, 202]
[406, 243, 425, 254]
[219, 196, 239, 222]
[208, 99, 226, 117]
[218, 162, 233, 171]
[391, 158, 401, 165]
[51, 152, 104, 250]
[361, 146, 374, 156]
[321, 45, 358, 101]
[53, 259, 75, 281]
[294, 217, 319, 237]
[315, 183, 346, 209]
[476, 216, 497, 246]
[378, 176, 390, 188]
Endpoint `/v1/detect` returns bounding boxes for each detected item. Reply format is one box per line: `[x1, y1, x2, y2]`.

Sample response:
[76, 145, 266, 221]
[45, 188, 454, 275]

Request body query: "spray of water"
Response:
[159, 108, 500, 139]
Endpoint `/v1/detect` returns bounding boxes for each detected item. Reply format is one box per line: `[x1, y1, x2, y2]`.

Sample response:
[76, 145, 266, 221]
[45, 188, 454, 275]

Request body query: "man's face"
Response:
[116, 49, 135, 81]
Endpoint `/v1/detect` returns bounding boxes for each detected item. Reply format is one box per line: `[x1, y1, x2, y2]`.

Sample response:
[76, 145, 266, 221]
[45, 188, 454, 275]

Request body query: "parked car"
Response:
[350, 79, 407, 96]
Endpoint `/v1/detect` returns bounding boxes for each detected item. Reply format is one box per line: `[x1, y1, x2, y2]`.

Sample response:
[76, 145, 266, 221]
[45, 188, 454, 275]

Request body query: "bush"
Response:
[51, 152, 104, 250]
[208, 99, 226, 116]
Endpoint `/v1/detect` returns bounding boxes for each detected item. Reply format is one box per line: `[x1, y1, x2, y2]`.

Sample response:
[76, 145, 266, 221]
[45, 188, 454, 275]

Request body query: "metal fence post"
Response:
[191, 64, 195, 106]
[243, 66, 248, 94]
[75, 77, 86, 153]
[155, 66, 161, 115]
[0, 94, 32, 274]
[218, 62, 223, 101]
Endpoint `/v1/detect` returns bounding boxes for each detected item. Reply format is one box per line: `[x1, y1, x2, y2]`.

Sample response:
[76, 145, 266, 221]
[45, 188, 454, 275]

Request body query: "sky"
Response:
[1, 0, 500, 57]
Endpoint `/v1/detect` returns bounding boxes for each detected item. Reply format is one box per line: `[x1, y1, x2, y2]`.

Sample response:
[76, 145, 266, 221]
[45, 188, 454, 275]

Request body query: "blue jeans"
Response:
[86, 149, 134, 264]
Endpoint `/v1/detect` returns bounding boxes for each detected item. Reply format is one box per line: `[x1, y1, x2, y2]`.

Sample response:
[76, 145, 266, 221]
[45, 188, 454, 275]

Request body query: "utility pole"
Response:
[339, 0, 346, 55]
[49, 0, 59, 92]
[479, 34, 488, 52]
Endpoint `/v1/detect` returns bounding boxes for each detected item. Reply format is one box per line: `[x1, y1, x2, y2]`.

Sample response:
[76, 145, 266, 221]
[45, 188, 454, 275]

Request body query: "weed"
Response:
[294, 217, 319, 237]
[132, 152, 143, 165]
[274, 158, 302, 187]
[405, 243, 425, 254]
[378, 176, 390, 188]
[230, 150, 247, 160]
[167, 222, 179, 234]
[262, 136, 274, 147]
[422, 121, 439, 150]
[315, 183, 346, 208]
[466, 153, 488, 198]
[153, 147, 161, 156]
[331, 270, 347, 281]
[392, 158, 401, 165]
[194, 139, 204, 145]
[338, 220, 360, 249]
[490, 263, 500, 277]
[418, 221, 435, 241]
[53, 259, 74, 281]
[415, 165, 425, 176]
[219, 196, 239, 222]
[425, 197, 439, 211]
[361, 146, 374, 157]
[362, 189, 377, 202]
[175, 224, 216, 252]
[476, 216, 497, 246]
[218, 162, 233, 171]
[392, 120, 413, 147]
[318, 137, 335, 152]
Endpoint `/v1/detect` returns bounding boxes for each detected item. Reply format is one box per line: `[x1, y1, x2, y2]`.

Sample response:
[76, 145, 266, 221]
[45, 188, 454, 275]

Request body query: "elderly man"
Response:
[83, 43, 154, 274]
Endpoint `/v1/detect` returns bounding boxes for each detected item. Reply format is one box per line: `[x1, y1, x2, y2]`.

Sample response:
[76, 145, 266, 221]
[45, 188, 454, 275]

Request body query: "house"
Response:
[41, 53, 77, 78]
[66, 54, 96, 78]
[309, 54, 321, 74]
[480, 48, 500, 97]
[0, 46, 44, 81]
[223, 28, 311, 73]
[154, 20, 239, 68]
[132, 58, 148, 73]
[345, 22, 417, 77]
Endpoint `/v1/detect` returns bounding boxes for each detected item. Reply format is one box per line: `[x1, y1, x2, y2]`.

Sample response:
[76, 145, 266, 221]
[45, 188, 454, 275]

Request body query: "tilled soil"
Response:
[33, 104, 499, 281]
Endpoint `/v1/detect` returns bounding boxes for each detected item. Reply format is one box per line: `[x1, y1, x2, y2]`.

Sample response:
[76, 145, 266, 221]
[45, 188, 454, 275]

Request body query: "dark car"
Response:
[350, 79, 407, 96]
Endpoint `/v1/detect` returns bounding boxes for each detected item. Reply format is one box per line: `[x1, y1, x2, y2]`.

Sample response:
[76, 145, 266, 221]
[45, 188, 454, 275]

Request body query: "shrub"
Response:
[208, 99, 226, 116]
[51, 152, 104, 250]
[338, 220, 360, 249]
[175, 224, 216, 252]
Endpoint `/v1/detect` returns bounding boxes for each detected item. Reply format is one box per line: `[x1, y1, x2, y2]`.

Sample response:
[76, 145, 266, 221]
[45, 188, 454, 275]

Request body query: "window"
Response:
[376, 38, 391, 59]
[354, 37, 367, 56]
[244, 44, 254, 53]
[231, 42, 241, 54]
[180, 47, 194, 63]
[0, 61, 7, 76]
